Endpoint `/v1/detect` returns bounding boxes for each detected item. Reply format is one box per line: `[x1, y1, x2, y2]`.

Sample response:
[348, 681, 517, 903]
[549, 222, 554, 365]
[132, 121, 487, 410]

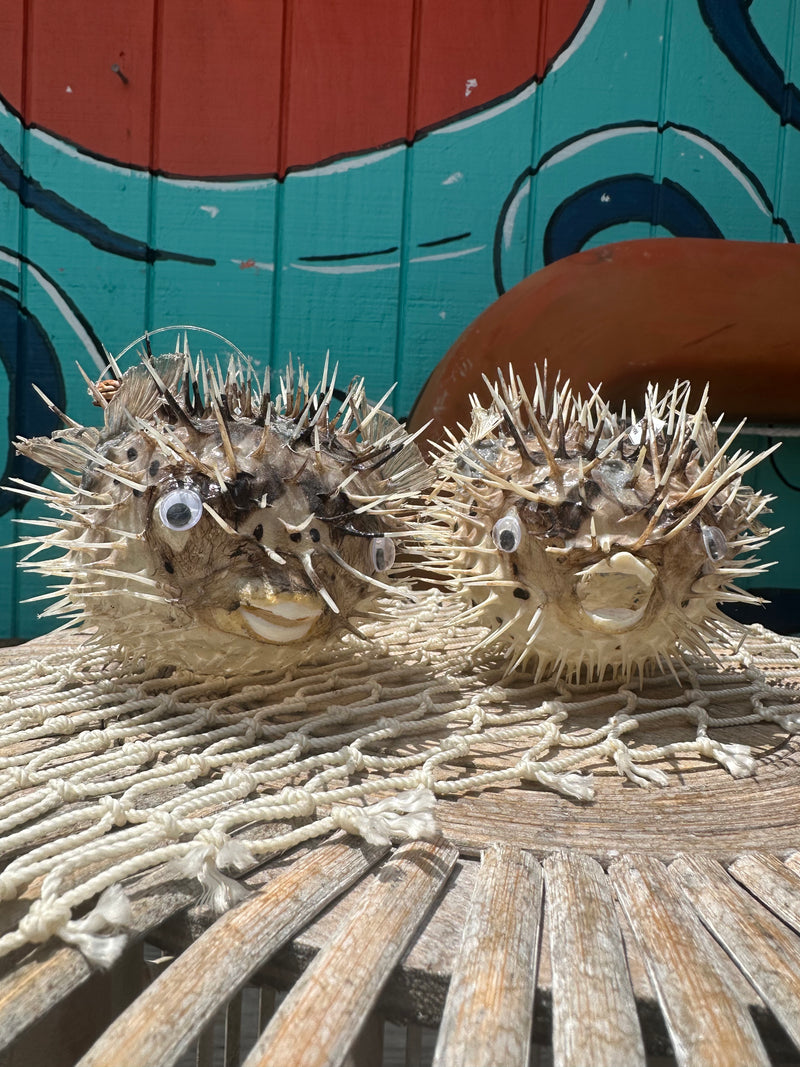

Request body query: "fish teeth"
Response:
[238, 605, 321, 644]
[250, 599, 322, 622]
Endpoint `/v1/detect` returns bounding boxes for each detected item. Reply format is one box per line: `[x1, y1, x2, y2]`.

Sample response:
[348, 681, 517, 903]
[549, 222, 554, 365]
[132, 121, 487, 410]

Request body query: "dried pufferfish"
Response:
[12, 339, 430, 674]
[423, 367, 776, 682]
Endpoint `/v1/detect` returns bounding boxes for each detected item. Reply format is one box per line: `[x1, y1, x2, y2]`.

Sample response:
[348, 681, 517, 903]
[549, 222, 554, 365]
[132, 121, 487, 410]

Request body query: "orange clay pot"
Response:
[408, 238, 800, 445]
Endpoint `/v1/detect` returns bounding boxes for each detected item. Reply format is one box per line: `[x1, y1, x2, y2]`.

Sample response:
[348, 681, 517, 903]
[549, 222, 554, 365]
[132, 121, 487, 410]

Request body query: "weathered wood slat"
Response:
[670, 852, 800, 1050]
[545, 851, 645, 1067]
[242, 839, 458, 1067]
[728, 851, 800, 935]
[431, 845, 541, 1067]
[0, 819, 301, 1052]
[609, 854, 770, 1067]
[0, 866, 202, 1052]
[251, 855, 481, 1030]
[76, 836, 388, 1067]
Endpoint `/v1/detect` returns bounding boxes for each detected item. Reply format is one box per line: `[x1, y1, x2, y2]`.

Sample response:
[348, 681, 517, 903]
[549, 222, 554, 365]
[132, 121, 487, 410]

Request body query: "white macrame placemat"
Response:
[0, 590, 798, 965]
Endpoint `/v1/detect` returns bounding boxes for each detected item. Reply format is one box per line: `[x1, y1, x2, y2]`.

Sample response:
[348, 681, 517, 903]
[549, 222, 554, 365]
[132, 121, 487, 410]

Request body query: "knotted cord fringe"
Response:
[0, 592, 798, 964]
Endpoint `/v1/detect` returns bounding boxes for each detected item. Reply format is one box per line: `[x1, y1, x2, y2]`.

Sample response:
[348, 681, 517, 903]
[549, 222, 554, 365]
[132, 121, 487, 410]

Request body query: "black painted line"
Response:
[0, 143, 215, 266]
[298, 246, 399, 262]
[417, 232, 471, 248]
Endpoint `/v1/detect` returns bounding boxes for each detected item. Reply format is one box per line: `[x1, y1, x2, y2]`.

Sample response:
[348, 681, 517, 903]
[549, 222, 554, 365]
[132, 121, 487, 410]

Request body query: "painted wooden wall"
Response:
[0, 0, 798, 636]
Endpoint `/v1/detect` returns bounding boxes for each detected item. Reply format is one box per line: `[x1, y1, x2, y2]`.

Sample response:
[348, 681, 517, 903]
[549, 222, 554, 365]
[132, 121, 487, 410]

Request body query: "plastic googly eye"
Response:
[492, 510, 523, 553]
[158, 488, 204, 531]
[370, 536, 396, 573]
[701, 523, 727, 562]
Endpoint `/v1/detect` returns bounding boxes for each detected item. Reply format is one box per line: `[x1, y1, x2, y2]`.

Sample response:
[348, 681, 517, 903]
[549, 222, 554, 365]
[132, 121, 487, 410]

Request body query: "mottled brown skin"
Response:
[428, 370, 774, 682]
[15, 352, 429, 674]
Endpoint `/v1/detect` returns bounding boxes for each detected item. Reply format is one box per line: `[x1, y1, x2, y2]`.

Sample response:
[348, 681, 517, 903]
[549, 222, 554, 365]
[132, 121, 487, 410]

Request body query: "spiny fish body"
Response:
[14, 340, 429, 674]
[423, 366, 776, 682]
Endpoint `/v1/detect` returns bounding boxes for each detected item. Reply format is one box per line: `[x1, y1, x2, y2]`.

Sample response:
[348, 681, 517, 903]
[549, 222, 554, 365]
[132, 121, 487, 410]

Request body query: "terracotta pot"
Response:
[408, 238, 800, 444]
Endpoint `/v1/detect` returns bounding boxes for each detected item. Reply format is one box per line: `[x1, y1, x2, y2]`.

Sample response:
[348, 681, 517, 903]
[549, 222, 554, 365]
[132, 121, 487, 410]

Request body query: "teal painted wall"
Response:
[0, 0, 799, 636]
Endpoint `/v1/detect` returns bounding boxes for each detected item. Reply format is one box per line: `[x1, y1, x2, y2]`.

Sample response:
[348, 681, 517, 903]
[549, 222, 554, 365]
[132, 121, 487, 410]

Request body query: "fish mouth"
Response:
[576, 551, 657, 634]
[238, 599, 322, 644]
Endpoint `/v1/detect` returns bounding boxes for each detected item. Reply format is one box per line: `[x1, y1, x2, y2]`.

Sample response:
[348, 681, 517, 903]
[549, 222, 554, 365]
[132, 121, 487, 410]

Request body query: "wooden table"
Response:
[2, 634, 800, 1067]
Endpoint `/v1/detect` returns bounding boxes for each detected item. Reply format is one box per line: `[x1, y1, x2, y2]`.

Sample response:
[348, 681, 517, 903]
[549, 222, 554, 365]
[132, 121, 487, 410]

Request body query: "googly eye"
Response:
[370, 536, 396, 573]
[492, 510, 523, 553]
[701, 523, 727, 562]
[158, 488, 204, 532]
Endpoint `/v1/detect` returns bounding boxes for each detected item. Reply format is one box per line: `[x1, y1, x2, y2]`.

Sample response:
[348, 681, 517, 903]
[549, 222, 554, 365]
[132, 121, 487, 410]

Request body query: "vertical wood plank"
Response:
[257, 985, 276, 1031]
[344, 1012, 384, 1067]
[15, 0, 158, 637]
[545, 851, 645, 1067]
[405, 1024, 423, 1067]
[610, 854, 770, 1067]
[660, 0, 786, 244]
[525, 1, 669, 280]
[20, 0, 156, 164]
[243, 840, 458, 1067]
[152, 0, 283, 179]
[195, 1019, 216, 1067]
[77, 837, 388, 1067]
[432, 845, 541, 1067]
[410, 1, 547, 134]
[0, 0, 25, 639]
[395, 2, 547, 415]
[670, 852, 800, 1050]
[772, 0, 800, 246]
[223, 990, 243, 1067]
[282, 0, 414, 173]
[20, 0, 156, 332]
[147, 0, 282, 369]
[272, 0, 414, 398]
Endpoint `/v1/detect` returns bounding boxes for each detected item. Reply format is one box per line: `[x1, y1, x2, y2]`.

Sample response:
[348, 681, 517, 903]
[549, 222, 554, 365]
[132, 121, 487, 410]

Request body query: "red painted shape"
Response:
[21, 0, 156, 170]
[412, 0, 549, 133]
[0, 2, 23, 118]
[0, 0, 591, 177]
[154, 0, 284, 178]
[283, 0, 415, 173]
[408, 239, 800, 442]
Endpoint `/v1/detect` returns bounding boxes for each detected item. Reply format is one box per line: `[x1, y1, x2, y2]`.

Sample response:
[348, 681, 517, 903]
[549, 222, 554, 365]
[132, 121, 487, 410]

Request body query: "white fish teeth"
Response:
[248, 600, 323, 622]
[238, 606, 321, 644]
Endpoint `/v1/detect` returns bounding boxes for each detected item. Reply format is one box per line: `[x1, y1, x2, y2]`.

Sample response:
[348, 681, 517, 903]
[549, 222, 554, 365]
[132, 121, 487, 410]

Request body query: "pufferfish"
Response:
[423, 366, 776, 682]
[12, 337, 430, 674]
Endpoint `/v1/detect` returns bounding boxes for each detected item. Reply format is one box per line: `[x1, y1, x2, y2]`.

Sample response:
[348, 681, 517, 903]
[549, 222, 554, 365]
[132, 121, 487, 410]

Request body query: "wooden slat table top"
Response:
[545, 851, 645, 1067]
[671, 853, 800, 1051]
[3, 633, 800, 1066]
[610, 854, 771, 1067]
[242, 840, 457, 1067]
[76, 837, 390, 1067]
[432, 845, 541, 1067]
